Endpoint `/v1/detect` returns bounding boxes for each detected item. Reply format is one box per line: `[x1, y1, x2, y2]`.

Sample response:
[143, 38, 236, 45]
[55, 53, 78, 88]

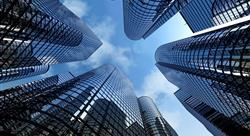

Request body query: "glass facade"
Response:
[142, 0, 250, 39]
[123, 0, 172, 40]
[155, 19, 250, 135]
[143, 0, 192, 38]
[0, 0, 102, 82]
[0, 65, 145, 136]
[138, 96, 178, 136]
[179, 0, 214, 32]
[213, 0, 250, 25]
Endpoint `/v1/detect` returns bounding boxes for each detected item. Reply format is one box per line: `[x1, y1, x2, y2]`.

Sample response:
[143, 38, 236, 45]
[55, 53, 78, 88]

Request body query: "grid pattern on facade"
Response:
[123, 0, 172, 40]
[175, 90, 250, 136]
[179, 0, 214, 32]
[0, 65, 145, 136]
[143, 0, 192, 38]
[144, 0, 250, 38]
[0, 65, 49, 83]
[0, 0, 102, 83]
[138, 96, 178, 136]
[155, 20, 250, 135]
[157, 64, 250, 135]
[213, 0, 250, 25]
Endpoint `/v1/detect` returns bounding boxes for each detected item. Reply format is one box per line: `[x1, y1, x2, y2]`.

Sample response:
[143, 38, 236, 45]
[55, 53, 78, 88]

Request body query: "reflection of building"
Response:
[82, 99, 127, 136]
[124, 0, 250, 39]
[126, 121, 145, 136]
[138, 96, 178, 136]
[0, 65, 145, 136]
[0, 0, 102, 82]
[155, 18, 250, 135]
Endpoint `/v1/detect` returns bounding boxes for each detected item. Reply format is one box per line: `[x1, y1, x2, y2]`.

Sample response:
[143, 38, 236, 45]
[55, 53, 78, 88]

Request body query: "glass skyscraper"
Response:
[155, 18, 250, 135]
[138, 96, 178, 136]
[179, 0, 214, 32]
[124, 0, 250, 39]
[143, 0, 192, 38]
[0, 0, 102, 83]
[123, 0, 173, 40]
[212, 0, 250, 25]
[0, 65, 146, 136]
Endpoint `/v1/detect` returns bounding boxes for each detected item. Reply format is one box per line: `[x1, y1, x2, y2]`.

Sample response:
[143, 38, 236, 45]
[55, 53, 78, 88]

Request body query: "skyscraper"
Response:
[0, 0, 102, 83]
[155, 18, 250, 135]
[0, 65, 145, 136]
[138, 96, 178, 136]
[212, 0, 250, 25]
[143, 0, 192, 38]
[123, 0, 173, 40]
[124, 0, 250, 39]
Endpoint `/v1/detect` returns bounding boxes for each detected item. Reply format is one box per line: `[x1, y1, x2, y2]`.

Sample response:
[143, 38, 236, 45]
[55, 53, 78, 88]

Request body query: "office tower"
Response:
[0, 65, 145, 136]
[123, 0, 173, 40]
[155, 18, 250, 135]
[138, 96, 178, 136]
[0, 0, 102, 83]
[180, 0, 250, 33]
[124, 0, 250, 39]
[178, 0, 214, 32]
[143, 0, 192, 38]
[212, 0, 250, 25]
[147, 0, 214, 35]
[175, 90, 249, 136]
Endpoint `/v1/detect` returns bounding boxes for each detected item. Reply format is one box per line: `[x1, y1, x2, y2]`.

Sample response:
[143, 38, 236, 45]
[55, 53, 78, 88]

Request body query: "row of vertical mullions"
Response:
[24, 79, 84, 135]
[196, 20, 249, 130]
[88, 70, 144, 135]
[0, 2, 45, 69]
[208, 24, 249, 124]
[44, 24, 81, 64]
[129, 0, 164, 21]
[0, 0, 32, 66]
[90, 79, 137, 135]
[180, 28, 239, 119]
[0, 0, 85, 82]
[205, 27, 244, 118]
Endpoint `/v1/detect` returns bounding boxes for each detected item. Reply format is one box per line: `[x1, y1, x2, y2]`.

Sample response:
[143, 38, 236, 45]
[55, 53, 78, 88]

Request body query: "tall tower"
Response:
[124, 0, 250, 39]
[0, 65, 145, 136]
[0, 0, 102, 82]
[123, 0, 172, 40]
[155, 18, 250, 135]
[138, 96, 178, 136]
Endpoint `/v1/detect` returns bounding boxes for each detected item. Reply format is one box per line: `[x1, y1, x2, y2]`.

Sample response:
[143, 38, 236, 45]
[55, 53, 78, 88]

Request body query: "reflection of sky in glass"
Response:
[0, 0, 213, 135]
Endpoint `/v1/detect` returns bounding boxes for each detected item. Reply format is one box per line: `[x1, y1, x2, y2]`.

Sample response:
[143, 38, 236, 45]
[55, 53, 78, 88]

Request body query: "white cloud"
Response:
[66, 17, 133, 72]
[63, 0, 89, 17]
[139, 68, 178, 99]
[91, 17, 114, 41]
[138, 68, 181, 129]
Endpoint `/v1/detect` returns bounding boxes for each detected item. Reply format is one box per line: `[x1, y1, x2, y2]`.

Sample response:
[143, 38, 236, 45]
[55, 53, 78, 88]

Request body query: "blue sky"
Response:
[0, 0, 212, 135]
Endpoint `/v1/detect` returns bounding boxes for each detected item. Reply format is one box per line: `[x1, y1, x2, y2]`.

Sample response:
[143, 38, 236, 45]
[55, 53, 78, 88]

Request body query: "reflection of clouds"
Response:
[63, 0, 89, 17]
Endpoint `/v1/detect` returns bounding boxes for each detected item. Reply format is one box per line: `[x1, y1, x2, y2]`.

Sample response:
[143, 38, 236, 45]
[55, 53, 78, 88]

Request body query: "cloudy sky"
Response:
[0, 0, 212, 135]
[61, 0, 213, 135]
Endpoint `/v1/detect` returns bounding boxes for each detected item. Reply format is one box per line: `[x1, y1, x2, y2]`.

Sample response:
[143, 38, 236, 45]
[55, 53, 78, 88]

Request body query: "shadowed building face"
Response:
[155, 18, 250, 135]
[0, 65, 145, 136]
[0, 0, 102, 83]
[124, 0, 250, 39]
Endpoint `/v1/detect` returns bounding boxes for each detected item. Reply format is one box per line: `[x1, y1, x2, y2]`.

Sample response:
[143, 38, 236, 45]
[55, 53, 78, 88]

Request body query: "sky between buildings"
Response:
[0, 0, 213, 136]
